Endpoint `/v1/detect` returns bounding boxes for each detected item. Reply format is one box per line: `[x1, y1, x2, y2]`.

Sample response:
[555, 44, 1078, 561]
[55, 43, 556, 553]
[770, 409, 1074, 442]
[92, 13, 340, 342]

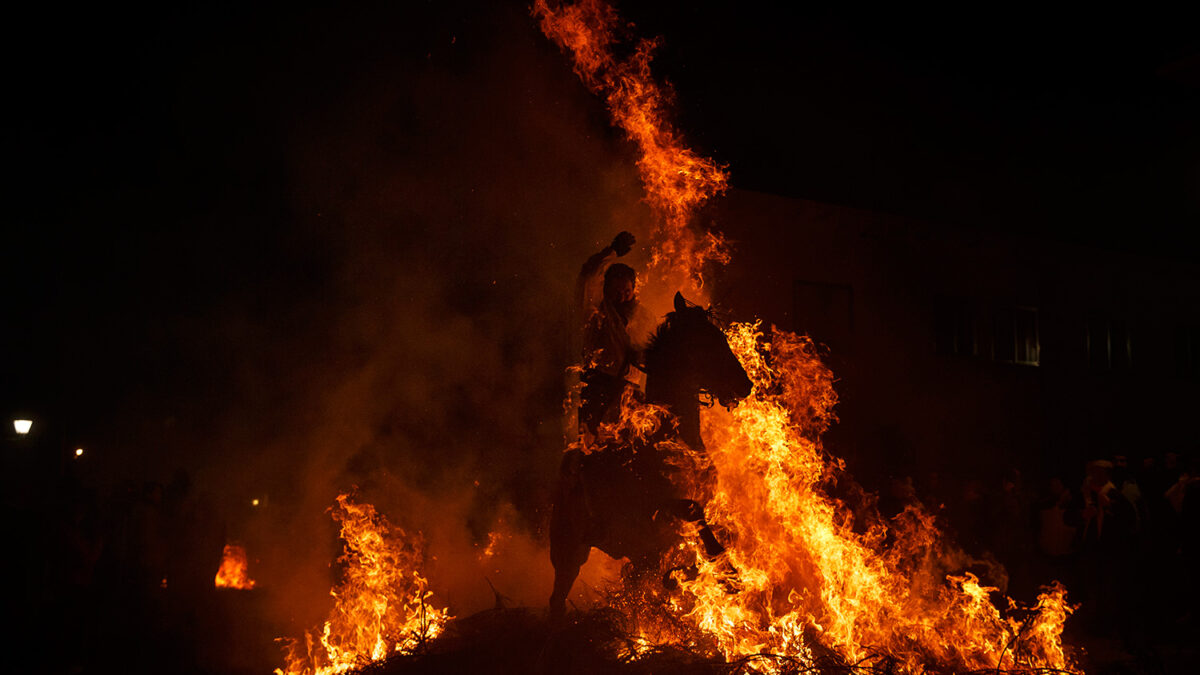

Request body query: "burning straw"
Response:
[275, 494, 450, 675]
[276, 2, 1081, 674]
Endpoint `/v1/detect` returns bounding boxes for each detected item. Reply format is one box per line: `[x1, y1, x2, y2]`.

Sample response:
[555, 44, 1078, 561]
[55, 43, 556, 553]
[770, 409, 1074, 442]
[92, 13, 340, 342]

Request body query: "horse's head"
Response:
[645, 292, 753, 409]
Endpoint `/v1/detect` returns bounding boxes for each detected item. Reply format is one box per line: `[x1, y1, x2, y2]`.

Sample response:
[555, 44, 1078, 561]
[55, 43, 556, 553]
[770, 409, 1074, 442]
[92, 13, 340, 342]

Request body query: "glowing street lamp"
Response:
[74, 448, 85, 458]
[13, 419, 32, 435]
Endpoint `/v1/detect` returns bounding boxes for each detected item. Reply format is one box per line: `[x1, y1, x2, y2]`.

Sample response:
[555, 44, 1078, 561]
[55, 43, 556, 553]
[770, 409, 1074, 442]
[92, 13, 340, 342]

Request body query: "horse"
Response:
[549, 292, 753, 617]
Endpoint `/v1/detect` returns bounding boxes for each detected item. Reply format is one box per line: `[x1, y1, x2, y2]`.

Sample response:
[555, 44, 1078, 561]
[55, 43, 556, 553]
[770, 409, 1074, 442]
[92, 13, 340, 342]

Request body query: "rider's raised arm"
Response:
[576, 231, 636, 317]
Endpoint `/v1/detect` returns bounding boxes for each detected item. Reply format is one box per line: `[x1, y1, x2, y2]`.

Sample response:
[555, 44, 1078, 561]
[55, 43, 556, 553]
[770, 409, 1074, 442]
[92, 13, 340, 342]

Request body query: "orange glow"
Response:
[588, 323, 1079, 673]
[214, 543, 257, 590]
[534, 0, 729, 302]
[275, 494, 450, 675]
[536, 2, 1080, 672]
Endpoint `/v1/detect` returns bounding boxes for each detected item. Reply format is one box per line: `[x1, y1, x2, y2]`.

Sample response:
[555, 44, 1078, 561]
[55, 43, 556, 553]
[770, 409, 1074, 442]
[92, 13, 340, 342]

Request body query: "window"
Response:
[1086, 316, 1132, 370]
[994, 307, 1040, 366]
[935, 297, 1038, 366]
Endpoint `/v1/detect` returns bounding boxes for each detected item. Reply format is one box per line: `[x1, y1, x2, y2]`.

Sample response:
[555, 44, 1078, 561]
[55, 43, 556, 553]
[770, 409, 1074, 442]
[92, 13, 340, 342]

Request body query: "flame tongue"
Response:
[214, 543, 257, 590]
[628, 323, 1076, 673]
[275, 494, 451, 675]
[534, 0, 729, 300]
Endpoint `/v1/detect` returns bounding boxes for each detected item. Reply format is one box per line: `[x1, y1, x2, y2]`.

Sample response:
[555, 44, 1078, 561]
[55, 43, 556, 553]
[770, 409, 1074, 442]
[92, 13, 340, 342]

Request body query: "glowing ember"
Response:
[275, 494, 450, 675]
[214, 543, 257, 590]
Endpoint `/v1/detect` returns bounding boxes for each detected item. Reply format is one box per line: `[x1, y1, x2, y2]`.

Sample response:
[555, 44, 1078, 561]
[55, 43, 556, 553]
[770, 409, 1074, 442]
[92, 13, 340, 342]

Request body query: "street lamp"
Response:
[13, 419, 32, 435]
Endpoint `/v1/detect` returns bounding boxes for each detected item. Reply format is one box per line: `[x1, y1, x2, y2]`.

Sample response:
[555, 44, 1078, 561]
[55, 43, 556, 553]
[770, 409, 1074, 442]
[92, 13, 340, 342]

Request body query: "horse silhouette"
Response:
[550, 292, 753, 617]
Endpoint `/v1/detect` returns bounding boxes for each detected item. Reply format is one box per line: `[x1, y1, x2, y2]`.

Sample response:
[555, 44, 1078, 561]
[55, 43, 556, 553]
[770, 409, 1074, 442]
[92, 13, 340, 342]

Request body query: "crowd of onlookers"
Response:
[878, 449, 1200, 668]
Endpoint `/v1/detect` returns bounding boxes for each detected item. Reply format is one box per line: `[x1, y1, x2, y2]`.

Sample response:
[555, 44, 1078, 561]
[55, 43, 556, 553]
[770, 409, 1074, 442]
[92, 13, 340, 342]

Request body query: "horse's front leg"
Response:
[666, 498, 725, 557]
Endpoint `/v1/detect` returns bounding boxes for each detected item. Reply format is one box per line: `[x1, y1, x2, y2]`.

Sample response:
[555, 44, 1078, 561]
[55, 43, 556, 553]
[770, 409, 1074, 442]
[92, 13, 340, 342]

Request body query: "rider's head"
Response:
[603, 263, 637, 317]
[603, 263, 636, 302]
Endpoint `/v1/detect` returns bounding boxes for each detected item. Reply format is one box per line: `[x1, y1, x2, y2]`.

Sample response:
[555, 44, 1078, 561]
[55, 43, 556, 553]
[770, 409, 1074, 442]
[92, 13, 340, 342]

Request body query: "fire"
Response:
[270, 3, 1080, 673]
[602, 322, 1078, 673]
[534, 0, 729, 302]
[275, 494, 450, 675]
[536, 2, 1081, 673]
[214, 543, 257, 590]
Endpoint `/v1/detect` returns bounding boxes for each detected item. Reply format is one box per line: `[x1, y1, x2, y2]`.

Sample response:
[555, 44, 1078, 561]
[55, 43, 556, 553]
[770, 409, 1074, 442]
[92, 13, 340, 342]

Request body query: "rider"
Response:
[577, 231, 641, 441]
[571, 232, 740, 593]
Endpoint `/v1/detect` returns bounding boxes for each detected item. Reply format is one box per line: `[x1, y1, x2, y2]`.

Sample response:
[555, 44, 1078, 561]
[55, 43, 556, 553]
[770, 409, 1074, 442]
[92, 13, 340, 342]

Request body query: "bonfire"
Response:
[272, 2, 1082, 674]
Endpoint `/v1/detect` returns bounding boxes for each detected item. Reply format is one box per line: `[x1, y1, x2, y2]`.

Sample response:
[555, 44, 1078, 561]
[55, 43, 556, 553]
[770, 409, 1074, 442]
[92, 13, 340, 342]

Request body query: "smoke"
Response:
[167, 2, 662, 633]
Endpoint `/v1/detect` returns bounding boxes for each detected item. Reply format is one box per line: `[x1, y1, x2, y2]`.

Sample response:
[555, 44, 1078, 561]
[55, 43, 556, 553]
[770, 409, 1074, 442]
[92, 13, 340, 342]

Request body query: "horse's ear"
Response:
[674, 292, 687, 313]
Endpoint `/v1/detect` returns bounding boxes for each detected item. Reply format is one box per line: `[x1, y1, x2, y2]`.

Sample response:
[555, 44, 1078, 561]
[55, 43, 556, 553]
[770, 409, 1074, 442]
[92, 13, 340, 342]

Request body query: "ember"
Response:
[214, 543, 257, 590]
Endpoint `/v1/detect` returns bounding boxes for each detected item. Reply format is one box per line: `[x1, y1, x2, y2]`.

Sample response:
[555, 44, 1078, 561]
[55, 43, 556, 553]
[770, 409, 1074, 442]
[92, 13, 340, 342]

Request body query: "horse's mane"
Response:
[643, 305, 715, 374]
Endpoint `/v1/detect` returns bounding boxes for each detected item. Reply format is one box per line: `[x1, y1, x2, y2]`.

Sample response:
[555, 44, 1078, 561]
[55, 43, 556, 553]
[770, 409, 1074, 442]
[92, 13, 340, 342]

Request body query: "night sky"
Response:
[5, 1, 1197, 482]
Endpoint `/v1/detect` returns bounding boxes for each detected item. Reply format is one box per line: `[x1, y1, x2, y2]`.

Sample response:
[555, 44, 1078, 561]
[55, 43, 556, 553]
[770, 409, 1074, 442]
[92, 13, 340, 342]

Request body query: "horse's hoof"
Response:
[662, 563, 698, 590]
[719, 575, 743, 595]
[713, 558, 742, 594]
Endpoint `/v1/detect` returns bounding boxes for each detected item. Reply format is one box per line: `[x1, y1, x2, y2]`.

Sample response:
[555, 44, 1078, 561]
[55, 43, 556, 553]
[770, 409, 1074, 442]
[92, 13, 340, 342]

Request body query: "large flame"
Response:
[536, 1, 1080, 673]
[534, 0, 729, 302]
[676, 323, 1078, 672]
[214, 543, 257, 590]
[275, 494, 450, 675]
[272, 3, 1080, 673]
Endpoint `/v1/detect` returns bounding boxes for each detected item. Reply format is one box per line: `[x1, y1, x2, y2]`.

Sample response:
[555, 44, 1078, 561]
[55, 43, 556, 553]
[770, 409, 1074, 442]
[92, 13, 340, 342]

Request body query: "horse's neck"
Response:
[645, 368, 703, 450]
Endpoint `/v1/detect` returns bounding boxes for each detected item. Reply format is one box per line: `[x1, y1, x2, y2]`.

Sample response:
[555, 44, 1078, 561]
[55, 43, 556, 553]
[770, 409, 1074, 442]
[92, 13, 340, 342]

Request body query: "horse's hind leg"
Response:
[548, 493, 591, 619]
[549, 560, 582, 620]
[549, 539, 589, 619]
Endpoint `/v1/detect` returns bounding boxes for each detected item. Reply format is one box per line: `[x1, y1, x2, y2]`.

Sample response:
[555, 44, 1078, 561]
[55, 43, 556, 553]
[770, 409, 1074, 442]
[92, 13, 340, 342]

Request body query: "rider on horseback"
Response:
[555, 244, 751, 617]
[577, 231, 643, 442]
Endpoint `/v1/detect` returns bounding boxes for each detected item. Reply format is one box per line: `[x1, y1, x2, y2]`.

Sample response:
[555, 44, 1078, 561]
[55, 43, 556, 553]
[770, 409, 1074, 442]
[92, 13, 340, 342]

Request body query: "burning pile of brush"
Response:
[269, 2, 1081, 674]
[275, 495, 449, 675]
[271, 322, 1076, 673]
